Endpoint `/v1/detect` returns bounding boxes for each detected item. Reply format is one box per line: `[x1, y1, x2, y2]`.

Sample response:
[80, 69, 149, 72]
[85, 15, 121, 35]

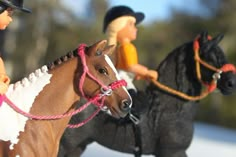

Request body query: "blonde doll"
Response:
[103, 5, 157, 92]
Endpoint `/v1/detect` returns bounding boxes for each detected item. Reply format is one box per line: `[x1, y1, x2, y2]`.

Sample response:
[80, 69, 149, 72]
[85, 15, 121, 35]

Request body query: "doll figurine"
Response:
[103, 5, 157, 92]
[0, 0, 31, 95]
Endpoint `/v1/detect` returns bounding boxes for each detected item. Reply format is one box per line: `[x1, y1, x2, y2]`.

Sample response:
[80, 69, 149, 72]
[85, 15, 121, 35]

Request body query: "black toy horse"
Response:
[58, 31, 236, 157]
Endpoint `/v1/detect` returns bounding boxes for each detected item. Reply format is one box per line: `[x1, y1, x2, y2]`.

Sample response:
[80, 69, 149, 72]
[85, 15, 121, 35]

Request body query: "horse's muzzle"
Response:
[120, 99, 132, 116]
[217, 72, 236, 95]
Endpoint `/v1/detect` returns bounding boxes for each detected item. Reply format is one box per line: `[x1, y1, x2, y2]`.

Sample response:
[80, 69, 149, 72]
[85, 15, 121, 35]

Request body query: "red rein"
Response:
[1, 44, 127, 128]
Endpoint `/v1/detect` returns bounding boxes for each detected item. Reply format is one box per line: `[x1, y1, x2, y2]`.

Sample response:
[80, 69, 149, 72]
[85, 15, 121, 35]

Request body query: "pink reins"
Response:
[1, 44, 127, 128]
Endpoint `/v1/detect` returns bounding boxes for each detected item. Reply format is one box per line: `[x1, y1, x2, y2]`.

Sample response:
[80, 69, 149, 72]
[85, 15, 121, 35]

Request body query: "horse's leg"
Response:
[157, 114, 194, 157]
[58, 143, 85, 157]
[61, 141, 93, 157]
[63, 145, 86, 157]
[58, 137, 83, 157]
[58, 134, 93, 157]
[0, 141, 8, 157]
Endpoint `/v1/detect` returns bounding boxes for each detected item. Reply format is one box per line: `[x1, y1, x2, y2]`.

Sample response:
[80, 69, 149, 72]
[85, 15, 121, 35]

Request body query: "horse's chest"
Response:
[11, 121, 59, 157]
[138, 117, 158, 152]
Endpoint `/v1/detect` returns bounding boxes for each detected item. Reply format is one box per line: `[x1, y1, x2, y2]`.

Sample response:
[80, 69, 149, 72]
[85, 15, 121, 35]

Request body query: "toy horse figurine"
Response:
[58, 31, 236, 157]
[0, 40, 132, 157]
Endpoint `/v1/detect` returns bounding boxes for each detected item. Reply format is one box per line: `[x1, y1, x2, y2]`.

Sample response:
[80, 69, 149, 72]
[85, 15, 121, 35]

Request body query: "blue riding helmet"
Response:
[0, 0, 31, 14]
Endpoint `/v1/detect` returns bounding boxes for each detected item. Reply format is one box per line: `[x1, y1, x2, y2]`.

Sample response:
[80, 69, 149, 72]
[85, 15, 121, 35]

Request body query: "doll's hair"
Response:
[105, 16, 135, 46]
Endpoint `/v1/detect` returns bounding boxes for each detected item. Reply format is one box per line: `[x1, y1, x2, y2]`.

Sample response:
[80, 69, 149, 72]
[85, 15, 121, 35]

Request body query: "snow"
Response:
[82, 122, 236, 157]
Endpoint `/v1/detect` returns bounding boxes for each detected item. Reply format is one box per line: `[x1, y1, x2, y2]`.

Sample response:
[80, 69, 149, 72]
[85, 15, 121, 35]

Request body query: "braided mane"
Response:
[47, 49, 78, 70]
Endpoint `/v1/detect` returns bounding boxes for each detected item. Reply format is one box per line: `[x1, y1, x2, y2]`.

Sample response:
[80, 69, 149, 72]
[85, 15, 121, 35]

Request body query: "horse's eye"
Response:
[98, 68, 108, 75]
[96, 51, 102, 56]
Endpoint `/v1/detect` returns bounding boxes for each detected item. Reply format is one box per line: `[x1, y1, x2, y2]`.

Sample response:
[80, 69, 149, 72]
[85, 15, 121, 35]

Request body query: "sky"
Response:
[61, 0, 210, 24]
[109, 0, 209, 23]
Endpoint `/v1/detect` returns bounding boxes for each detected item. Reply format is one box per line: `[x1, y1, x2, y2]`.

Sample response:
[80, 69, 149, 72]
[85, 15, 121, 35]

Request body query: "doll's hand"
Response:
[135, 75, 142, 80]
[0, 74, 10, 95]
[0, 82, 8, 95]
[0, 74, 10, 85]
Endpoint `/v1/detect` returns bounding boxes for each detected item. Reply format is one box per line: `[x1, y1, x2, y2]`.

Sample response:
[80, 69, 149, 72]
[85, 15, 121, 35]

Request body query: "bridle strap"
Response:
[151, 35, 236, 101]
[193, 36, 236, 92]
[221, 64, 236, 73]
[194, 35, 220, 81]
[77, 44, 127, 100]
[77, 44, 107, 98]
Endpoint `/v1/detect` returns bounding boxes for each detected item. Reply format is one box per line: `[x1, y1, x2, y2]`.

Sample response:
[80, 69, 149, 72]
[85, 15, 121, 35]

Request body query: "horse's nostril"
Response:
[226, 79, 235, 88]
[121, 99, 131, 111]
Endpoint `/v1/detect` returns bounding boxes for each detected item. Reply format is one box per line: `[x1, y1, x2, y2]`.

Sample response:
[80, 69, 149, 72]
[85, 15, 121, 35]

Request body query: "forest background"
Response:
[0, 0, 235, 129]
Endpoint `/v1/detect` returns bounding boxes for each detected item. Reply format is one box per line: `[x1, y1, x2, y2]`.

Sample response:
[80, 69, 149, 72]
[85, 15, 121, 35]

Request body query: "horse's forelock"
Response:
[212, 46, 227, 67]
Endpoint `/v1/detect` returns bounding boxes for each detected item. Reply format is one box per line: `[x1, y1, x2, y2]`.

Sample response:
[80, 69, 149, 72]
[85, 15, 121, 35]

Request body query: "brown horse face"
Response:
[82, 40, 132, 118]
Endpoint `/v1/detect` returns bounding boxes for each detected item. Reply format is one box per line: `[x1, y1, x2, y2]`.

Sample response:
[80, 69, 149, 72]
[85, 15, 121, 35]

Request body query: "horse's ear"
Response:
[200, 33, 224, 53]
[199, 30, 208, 44]
[103, 44, 116, 56]
[86, 40, 107, 56]
[211, 33, 224, 45]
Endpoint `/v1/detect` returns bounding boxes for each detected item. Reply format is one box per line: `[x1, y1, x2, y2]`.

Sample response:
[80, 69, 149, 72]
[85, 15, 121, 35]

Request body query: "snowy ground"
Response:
[82, 122, 236, 157]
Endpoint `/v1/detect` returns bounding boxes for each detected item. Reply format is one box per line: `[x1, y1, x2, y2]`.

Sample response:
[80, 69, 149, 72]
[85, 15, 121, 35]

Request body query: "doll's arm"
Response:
[0, 58, 10, 94]
[128, 64, 157, 80]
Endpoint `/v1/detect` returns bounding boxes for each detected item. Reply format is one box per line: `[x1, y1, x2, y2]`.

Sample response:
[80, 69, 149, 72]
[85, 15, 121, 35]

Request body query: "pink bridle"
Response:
[0, 44, 127, 128]
[77, 44, 127, 105]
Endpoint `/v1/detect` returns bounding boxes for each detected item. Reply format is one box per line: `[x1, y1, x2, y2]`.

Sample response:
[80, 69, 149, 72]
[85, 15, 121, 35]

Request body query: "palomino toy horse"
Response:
[0, 40, 132, 157]
[58, 31, 236, 157]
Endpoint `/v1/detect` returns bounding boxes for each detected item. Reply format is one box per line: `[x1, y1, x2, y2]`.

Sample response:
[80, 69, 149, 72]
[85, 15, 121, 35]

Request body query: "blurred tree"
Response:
[0, 30, 6, 59]
[6, 1, 87, 81]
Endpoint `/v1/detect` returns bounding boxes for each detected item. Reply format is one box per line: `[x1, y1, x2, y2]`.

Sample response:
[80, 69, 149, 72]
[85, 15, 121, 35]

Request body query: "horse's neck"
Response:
[30, 58, 81, 136]
[146, 43, 202, 117]
[157, 43, 201, 96]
